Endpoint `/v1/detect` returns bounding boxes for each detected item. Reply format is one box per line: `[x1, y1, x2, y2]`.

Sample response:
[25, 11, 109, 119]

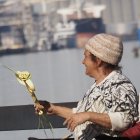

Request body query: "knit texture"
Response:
[85, 33, 123, 65]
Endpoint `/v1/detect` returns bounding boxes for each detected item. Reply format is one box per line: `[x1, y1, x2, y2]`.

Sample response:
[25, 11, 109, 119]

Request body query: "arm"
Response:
[50, 104, 73, 119]
[108, 85, 139, 131]
[65, 84, 138, 132]
[35, 101, 73, 119]
[87, 112, 111, 128]
[64, 112, 111, 132]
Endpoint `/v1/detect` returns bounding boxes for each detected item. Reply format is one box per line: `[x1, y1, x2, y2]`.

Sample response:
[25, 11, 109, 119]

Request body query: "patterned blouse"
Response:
[72, 70, 139, 140]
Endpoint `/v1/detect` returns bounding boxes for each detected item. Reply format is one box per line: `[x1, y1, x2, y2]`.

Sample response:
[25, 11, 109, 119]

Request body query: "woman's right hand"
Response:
[34, 100, 55, 115]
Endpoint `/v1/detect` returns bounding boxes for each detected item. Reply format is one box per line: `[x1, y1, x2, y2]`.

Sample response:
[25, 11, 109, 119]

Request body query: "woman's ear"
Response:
[96, 58, 103, 67]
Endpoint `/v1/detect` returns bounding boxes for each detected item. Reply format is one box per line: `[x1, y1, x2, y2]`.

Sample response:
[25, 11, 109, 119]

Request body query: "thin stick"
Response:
[2, 64, 16, 73]
[24, 81, 39, 104]
[61, 133, 73, 140]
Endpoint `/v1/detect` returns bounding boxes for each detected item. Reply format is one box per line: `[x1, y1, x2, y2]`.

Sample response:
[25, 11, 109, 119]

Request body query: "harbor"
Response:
[0, 0, 140, 140]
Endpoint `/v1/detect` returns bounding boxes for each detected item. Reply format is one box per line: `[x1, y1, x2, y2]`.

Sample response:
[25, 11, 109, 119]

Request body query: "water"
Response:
[0, 41, 140, 140]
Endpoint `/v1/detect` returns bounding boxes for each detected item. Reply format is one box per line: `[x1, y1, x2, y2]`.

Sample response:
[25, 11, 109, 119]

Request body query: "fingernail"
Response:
[63, 121, 66, 126]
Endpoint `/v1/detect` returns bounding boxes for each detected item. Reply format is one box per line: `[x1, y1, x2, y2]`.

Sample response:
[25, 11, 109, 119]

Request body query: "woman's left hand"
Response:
[63, 112, 89, 132]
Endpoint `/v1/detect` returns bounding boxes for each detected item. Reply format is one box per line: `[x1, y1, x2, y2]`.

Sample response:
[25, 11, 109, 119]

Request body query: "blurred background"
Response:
[0, 0, 140, 139]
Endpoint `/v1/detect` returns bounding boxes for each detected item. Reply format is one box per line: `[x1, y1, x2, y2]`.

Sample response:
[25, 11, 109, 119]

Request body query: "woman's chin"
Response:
[85, 71, 89, 76]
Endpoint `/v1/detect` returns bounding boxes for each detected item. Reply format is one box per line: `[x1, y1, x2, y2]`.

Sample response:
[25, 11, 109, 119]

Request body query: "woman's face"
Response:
[82, 50, 98, 78]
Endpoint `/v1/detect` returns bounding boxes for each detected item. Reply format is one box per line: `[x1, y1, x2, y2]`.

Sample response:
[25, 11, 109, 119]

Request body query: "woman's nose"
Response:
[82, 59, 84, 64]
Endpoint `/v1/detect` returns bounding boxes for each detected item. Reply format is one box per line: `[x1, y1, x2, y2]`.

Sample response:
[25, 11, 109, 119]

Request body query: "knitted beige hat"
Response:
[85, 33, 123, 65]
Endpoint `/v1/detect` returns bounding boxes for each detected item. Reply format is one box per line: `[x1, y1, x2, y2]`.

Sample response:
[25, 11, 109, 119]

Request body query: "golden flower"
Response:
[15, 71, 31, 81]
[15, 71, 35, 92]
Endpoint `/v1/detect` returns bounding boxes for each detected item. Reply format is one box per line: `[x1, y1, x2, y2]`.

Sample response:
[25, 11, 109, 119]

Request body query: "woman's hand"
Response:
[63, 112, 90, 132]
[34, 100, 54, 115]
[35, 102, 73, 119]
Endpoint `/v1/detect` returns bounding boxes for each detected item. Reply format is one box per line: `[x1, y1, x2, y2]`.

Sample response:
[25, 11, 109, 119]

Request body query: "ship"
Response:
[0, 0, 106, 55]
[0, 0, 139, 140]
[52, 1, 106, 50]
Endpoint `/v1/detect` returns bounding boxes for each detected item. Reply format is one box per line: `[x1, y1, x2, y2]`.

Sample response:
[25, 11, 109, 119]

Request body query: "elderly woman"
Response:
[35, 34, 139, 140]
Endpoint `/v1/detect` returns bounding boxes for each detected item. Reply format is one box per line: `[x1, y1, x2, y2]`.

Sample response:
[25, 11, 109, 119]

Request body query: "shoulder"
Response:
[101, 71, 137, 98]
[110, 71, 136, 92]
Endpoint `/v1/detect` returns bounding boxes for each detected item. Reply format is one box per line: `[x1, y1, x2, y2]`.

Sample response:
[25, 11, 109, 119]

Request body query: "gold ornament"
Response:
[3, 65, 43, 115]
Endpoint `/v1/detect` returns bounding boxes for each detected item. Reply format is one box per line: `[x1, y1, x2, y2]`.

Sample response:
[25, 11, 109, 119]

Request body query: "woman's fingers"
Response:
[34, 103, 44, 114]
[67, 118, 73, 130]
[64, 116, 78, 132]
[64, 113, 88, 132]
